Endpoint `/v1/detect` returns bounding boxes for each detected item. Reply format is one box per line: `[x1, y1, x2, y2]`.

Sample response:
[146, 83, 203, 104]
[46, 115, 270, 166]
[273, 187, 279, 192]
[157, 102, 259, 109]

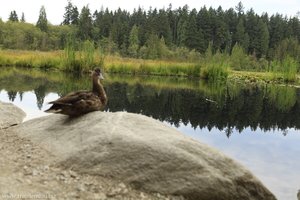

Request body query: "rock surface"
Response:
[0, 101, 26, 129]
[15, 111, 276, 200]
[0, 101, 172, 199]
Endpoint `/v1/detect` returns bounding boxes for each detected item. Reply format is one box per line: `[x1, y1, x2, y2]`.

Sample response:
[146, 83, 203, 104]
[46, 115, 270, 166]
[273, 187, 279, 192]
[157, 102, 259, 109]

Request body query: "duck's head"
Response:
[93, 68, 104, 80]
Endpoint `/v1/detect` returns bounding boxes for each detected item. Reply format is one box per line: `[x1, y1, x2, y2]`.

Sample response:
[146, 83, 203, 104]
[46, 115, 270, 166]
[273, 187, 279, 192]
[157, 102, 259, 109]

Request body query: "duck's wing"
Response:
[48, 90, 92, 105]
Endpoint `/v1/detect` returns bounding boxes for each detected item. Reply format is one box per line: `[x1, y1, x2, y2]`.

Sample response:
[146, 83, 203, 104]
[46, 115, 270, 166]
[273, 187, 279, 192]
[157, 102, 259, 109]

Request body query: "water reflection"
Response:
[1, 67, 300, 199]
[0, 67, 299, 134]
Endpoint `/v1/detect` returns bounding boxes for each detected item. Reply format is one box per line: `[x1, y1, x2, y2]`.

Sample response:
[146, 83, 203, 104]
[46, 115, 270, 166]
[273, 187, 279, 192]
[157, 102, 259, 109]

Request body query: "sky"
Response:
[0, 0, 299, 25]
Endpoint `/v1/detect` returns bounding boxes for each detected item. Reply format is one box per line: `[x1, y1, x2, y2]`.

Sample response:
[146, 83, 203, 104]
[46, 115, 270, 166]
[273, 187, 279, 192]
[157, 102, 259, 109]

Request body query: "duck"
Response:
[45, 68, 108, 117]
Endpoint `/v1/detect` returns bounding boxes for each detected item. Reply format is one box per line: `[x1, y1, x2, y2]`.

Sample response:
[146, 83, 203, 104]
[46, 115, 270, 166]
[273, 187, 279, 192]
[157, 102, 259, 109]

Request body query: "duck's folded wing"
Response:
[48, 90, 92, 105]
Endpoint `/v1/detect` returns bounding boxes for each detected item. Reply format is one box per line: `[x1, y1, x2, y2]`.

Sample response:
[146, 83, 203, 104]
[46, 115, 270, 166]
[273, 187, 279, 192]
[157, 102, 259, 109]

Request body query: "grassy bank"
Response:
[0, 49, 228, 80]
[0, 49, 299, 84]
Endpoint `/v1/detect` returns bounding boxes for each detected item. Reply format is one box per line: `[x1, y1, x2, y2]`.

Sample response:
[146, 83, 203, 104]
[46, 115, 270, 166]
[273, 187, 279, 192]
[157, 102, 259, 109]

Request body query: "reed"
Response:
[200, 51, 229, 81]
[269, 56, 298, 82]
[104, 56, 200, 77]
[0, 49, 298, 83]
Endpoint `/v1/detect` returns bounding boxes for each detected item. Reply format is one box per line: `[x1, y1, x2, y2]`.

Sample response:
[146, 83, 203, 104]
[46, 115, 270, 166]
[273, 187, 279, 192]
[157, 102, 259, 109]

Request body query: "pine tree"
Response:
[21, 12, 25, 22]
[167, 4, 177, 45]
[70, 6, 79, 25]
[197, 6, 211, 51]
[36, 6, 48, 32]
[245, 8, 259, 54]
[128, 25, 140, 57]
[184, 9, 205, 52]
[269, 14, 284, 50]
[156, 9, 172, 45]
[78, 5, 93, 40]
[235, 2, 244, 17]
[235, 18, 249, 51]
[256, 19, 269, 57]
[8, 10, 18, 22]
[62, 0, 73, 25]
[176, 5, 189, 46]
[213, 7, 228, 51]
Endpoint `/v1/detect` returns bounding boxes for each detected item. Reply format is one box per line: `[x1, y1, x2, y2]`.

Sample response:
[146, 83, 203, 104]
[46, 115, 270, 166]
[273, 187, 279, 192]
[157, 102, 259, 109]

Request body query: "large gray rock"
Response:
[0, 101, 26, 129]
[15, 112, 276, 200]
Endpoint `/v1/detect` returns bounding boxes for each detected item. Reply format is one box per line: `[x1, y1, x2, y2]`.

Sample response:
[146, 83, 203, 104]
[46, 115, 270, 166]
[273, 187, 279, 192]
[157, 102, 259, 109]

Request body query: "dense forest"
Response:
[1, 1, 300, 62]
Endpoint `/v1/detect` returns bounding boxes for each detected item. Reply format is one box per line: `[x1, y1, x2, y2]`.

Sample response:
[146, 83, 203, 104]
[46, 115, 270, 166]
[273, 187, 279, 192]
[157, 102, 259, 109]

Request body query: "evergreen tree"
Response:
[213, 7, 229, 51]
[110, 8, 130, 50]
[235, 1, 244, 16]
[70, 6, 79, 25]
[156, 9, 172, 44]
[21, 12, 25, 22]
[36, 6, 48, 32]
[184, 9, 205, 52]
[176, 5, 189, 46]
[8, 10, 18, 22]
[224, 8, 238, 36]
[128, 25, 139, 57]
[256, 19, 269, 57]
[62, 0, 73, 25]
[197, 6, 211, 51]
[78, 5, 93, 40]
[130, 7, 147, 46]
[245, 8, 259, 54]
[269, 14, 284, 50]
[167, 4, 178, 45]
[94, 8, 113, 39]
[235, 18, 249, 51]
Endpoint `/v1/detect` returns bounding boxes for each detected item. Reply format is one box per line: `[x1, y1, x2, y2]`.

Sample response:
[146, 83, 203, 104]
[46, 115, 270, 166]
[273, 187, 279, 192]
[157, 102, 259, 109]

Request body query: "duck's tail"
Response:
[44, 108, 62, 113]
[44, 105, 62, 113]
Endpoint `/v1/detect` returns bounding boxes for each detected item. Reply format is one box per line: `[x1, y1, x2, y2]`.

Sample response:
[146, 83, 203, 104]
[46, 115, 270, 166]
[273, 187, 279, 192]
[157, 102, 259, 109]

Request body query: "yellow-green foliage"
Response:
[0, 50, 61, 68]
[200, 50, 229, 81]
[0, 50, 201, 76]
[103, 55, 200, 76]
[270, 56, 298, 82]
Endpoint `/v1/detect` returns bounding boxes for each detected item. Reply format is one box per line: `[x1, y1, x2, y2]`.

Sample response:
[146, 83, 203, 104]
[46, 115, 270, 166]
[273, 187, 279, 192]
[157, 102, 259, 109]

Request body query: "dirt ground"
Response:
[0, 128, 179, 200]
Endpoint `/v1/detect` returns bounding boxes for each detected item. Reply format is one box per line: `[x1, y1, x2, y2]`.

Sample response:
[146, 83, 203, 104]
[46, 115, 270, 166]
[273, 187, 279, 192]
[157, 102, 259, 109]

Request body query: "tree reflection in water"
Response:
[0, 67, 299, 136]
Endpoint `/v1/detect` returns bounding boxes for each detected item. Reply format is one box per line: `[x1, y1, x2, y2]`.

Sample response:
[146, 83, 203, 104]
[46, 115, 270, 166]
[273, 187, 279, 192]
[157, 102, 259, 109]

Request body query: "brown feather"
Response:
[45, 69, 107, 117]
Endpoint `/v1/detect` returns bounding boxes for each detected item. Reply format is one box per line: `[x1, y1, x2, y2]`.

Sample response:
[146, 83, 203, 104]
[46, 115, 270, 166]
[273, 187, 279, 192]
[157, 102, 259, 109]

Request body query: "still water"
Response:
[0, 67, 300, 200]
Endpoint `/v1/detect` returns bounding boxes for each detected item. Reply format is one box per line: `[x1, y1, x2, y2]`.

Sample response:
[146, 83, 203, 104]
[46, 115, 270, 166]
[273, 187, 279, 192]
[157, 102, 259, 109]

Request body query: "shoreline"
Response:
[0, 50, 299, 85]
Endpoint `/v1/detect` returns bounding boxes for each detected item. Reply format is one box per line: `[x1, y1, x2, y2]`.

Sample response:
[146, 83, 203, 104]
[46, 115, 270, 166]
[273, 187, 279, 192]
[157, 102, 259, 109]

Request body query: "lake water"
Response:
[0, 67, 299, 200]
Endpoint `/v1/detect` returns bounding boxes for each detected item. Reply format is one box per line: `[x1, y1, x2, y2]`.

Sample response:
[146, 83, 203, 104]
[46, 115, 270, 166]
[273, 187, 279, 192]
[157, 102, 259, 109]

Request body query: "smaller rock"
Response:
[16, 178, 23, 183]
[32, 169, 38, 176]
[107, 183, 128, 197]
[69, 170, 78, 178]
[43, 165, 50, 171]
[26, 179, 32, 185]
[93, 193, 107, 200]
[76, 184, 85, 192]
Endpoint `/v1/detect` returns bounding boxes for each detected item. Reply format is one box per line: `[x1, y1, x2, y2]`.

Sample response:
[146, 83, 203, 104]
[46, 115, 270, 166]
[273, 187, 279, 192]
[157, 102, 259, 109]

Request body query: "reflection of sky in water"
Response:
[1, 89, 300, 200]
[176, 123, 300, 200]
[0, 90, 58, 121]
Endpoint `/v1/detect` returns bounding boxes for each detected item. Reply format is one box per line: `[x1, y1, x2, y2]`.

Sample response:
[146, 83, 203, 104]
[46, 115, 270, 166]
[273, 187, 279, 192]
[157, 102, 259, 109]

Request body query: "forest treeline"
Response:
[1, 1, 300, 61]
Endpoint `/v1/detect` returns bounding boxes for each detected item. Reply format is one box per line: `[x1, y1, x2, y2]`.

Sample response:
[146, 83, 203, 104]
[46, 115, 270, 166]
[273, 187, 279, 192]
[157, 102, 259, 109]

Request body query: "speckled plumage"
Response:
[45, 68, 107, 117]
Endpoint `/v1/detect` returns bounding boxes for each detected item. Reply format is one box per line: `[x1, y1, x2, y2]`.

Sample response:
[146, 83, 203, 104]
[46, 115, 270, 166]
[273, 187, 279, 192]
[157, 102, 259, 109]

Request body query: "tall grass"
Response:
[270, 56, 298, 82]
[0, 50, 61, 68]
[63, 35, 77, 71]
[200, 45, 229, 81]
[0, 48, 298, 83]
[63, 39, 98, 72]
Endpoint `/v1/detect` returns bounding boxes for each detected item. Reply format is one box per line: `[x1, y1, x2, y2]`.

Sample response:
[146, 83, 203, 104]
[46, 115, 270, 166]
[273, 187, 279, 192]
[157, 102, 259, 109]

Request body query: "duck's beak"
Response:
[99, 73, 104, 80]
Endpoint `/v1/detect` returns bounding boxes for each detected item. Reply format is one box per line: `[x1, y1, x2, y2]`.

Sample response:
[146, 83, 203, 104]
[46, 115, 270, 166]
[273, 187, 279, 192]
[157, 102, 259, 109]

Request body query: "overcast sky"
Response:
[0, 0, 299, 25]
